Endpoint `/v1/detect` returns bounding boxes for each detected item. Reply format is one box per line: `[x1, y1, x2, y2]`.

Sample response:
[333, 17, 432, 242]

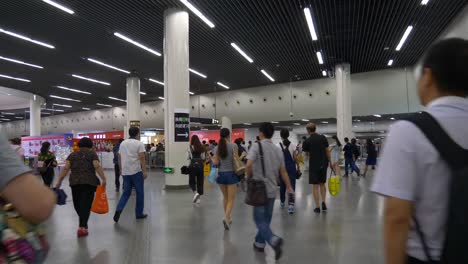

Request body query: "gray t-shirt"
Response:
[214, 143, 234, 172]
[0, 133, 31, 189]
[247, 139, 285, 198]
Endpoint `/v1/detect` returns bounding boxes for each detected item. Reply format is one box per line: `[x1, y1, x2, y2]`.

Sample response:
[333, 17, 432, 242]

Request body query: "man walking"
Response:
[302, 123, 331, 213]
[114, 127, 148, 222]
[343, 137, 360, 177]
[113, 138, 124, 192]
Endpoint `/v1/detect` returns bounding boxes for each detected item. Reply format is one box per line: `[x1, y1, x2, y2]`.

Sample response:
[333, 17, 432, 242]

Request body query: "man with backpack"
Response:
[371, 38, 468, 264]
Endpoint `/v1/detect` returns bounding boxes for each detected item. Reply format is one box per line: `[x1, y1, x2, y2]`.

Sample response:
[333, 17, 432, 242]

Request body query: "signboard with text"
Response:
[174, 110, 190, 142]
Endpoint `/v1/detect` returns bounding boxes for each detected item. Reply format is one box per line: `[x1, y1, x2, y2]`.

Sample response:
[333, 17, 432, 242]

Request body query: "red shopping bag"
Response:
[91, 185, 109, 214]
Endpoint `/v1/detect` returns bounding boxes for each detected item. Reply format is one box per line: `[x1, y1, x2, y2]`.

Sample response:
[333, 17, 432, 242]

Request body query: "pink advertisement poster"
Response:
[21, 134, 73, 156]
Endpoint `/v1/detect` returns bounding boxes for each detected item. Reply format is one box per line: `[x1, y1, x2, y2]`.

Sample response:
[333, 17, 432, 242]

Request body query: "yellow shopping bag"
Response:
[204, 163, 211, 176]
[328, 169, 340, 196]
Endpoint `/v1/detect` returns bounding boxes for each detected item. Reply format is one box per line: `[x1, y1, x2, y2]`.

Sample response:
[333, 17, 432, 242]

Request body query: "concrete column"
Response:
[335, 63, 354, 141]
[164, 8, 190, 189]
[126, 74, 141, 133]
[29, 95, 41, 136]
[221, 116, 232, 132]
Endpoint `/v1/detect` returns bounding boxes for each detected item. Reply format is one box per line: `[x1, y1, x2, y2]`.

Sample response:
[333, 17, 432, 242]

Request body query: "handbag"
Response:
[208, 165, 218, 184]
[91, 185, 109, 214]
[245, 142, 268, 207]
[328, 169, 341, 196]
[232, 144, 245, 176]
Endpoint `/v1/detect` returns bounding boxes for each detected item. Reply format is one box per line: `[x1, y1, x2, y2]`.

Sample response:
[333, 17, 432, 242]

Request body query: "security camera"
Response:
[289, 112, 294, 117]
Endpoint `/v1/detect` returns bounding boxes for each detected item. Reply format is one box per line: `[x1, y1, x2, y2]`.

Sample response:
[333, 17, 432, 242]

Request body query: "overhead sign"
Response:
[130, 120, 140, 129]
[174, 109, 190, 142]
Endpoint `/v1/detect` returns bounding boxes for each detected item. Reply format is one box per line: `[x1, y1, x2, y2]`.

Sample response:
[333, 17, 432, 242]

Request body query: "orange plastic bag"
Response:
[91, 185, 109, 214]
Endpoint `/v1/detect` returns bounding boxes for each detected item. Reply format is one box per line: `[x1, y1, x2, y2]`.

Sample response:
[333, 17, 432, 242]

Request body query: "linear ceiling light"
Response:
[302, 119, 310, 122]
[56, 85, 91, 95]
[1, 112, 15, 115]
[72, 74, 110, 86]
[42, 0, 74, 14]
[387, 59, 394, 66]
[316, 51, 324, 64]
[87, 58, 130, 74]
[149, 78, 164, 86]
[50, 95, 81, 102]
[179, 0, 215, 28]
[321, 121, 329, 124]
[158, 97, 165, 100]
[96, 103, 112, 108]
[421, 0, 430, 5]
[216, 82, 230, 89]
[140, 92, 146, 95]
[41, 112, 51, 115]
[303, 8, 318, 41]
[373, 114, 382, 118]
[396, 26, 413, 51]
[243, 123, 252, 125]
[53, 103, 72, 108]
[0, 28, 55, 49]
[230, 43, 254, 63]
[189, 92, 195, 95]
[260, 70, 275, 82]
[0, 56, 43, 69]
[189, 68, 207, 78]
[15, 117, 23, 119]
[322, 70, 327, 76]
[0, 73, 30, 82]
[108, 96, 126, 102]
[0, 119, 11, 121]
[114, 32, 161, 56]
[271, 121, 279, 124]
[45, 108, 64, 112]
[390, 117, 395, 120]
[293, 123, 301, 125]
[82, 107, 90, 111]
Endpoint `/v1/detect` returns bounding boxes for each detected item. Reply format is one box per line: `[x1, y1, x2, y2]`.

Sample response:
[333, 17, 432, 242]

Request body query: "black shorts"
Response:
[309, 168, 327, 184]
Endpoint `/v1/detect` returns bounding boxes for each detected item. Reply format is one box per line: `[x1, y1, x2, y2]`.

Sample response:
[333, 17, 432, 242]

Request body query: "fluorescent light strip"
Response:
[82, 107, 90, 111]
[260, 70, 275, 82]
[302, 119, 309, 122]
[243, 123, 252, 125]
[158, 97, 165, 100]
[230, 43, 254, 63]
[271, 121, 279, 124]
[53, 103, 72, 108]
[179, 0, 215, 28]
[388, 59, 394, 66]
[217, 82, 230, 89]
[114, 32, 161, 56]
[41, 112, 51, 115]
[0, 56, 43, 69]
[303, 8, 318, 41]
[0, 74, 30, 82]
[56, 86, 91, 95]
[72, 74, 110, 86]
[421, 0, 430, 5]
[321, 121, 329, 124]
[189, 68, 207, 78]
[45, 108, 64, 112]
[149, 78, 164, 86]
[96, 103, 112, 108]
[108, 96, 126, 102]
[0, 28, 55, 49]
[396, 26, 413, 51]
[373, 114, 382, 118]
[189, 92, 195, 95]
[50, 95, 81, 102]
[390, 117, 395, 120]
[87, 58, 130, 74]
[322, 70, 327, 76]
[293, 123, 301, 125]
[2, 112, 15, 115]
[15, 117, 23, 119]
[140, 92, 146, 95]
[316, 51, 324, 64]
[42, 0, 74, 14]
[0, 119, 11, 121]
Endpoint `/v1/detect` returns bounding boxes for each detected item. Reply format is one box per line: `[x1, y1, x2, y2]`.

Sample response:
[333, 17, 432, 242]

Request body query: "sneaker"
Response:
[288, 205, 295, 215]
[253, 243, 265, 253]
[136, 214, 148, 220]
[193, 193, 201, 203]
[321, 202, 327, 212]
[280, 202, 285, 208]
[113, 211, 122, 223]
[77, 227, 88, 237]
[272, 238, 284, 260]
[222, 219, 230, 230]
[314, 207, 321, 214]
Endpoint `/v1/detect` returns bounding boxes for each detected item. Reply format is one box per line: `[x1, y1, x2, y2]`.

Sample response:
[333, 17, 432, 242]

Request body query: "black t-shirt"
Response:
[302, 133, 329, 170]
[343, 143, 353, 159]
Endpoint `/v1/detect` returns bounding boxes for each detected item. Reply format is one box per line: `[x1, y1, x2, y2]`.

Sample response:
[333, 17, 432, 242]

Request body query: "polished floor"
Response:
[44, 166, 384, 264]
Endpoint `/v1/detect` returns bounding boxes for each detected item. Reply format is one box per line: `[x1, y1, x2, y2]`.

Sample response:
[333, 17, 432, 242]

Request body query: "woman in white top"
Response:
[330, 135, 342, 177]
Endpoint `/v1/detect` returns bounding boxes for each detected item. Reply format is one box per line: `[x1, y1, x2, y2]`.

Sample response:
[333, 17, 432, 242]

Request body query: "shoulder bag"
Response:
[245, 142, 268, 207]
[232, 144, 246, 176]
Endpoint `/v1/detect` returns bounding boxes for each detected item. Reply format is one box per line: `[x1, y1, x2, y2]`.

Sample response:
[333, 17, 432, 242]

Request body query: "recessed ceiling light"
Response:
[261, 70, 275, 82]
[390, 117, 395, 120]
[230, 43, 254, 63]
[72, 74, 110, 86]
[108, 96, 126, 102]
[373, 114, 382, 118]
[354, 119, 361, 122]
[271, 121, 279, 124]
[45, 108, 64, 112]
[41, 0, 74, 14]
[96, 103, 112, 108]
[303, 7, 318, 41]
[0, 56, 43, 69]
[0, 73, 30, 82]
[82, 107, 90, 111]
[0, 28, 55, 49]
[243, 123, 252, 125]
[50, 95, 81, 102]
[179, 0, 215, 28]
[387, 59, 394, 66]
[302, 119, 309, 122]
[114, 32, 161, 56]
[140, 91, 146, 95]
[316, 51, 324, 64]
[189, 68, 207, 78]
[421, 0, 429, 5]
[158, 97, 165, 100]
[53, 103, 72, 108]
[217, 82, 230, 89]
[149, 78, 164, 86]
[56, 85, 91, 95]
[322, 70, 327, 76]
[396, 26, 413, 51]
[87, 58, 130, 74]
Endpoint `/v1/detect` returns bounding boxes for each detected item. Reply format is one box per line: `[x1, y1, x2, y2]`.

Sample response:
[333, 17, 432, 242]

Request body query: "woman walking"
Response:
[212, 128, 239, 230]
[278, 129, 298, 214]
[38, 142, 57, 187]
[55, 137, 107, 237]
[188, 135, 206, 204]
[362, 139, 377, 178]
[330, 136, 343, 177]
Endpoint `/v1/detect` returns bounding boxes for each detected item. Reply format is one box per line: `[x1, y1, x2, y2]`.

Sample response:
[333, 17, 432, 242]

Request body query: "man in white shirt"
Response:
[114, 127, 148, 222]
[371, 38, 468, 264]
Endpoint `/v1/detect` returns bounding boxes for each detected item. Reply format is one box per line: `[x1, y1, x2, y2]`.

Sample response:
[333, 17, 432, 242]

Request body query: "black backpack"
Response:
[405, 111, 468, 263]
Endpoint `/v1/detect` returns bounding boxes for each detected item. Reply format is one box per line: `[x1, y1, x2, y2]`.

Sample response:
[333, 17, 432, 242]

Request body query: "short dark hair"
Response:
[10, 137, 21, 145]
[344, 137, 349, 142]
[129, 126, 140, 137]
[78, 137, 93, 148]
[351, 138, 357, 144]
[306, 123, 317, 133]
[422, 38, 468, 95]
[259, 122, 274, 139]
[280, 128, 289, 139]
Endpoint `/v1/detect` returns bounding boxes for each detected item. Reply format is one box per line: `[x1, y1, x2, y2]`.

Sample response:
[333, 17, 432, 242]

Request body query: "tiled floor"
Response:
[44, 167, 384, 264]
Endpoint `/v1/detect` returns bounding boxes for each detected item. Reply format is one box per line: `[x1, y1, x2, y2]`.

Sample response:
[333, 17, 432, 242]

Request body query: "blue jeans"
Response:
[345, 157, 360, 175]
[116, 171, 145, 217]
[280, 174, 296, 204]
[253, 198, 281, 248]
